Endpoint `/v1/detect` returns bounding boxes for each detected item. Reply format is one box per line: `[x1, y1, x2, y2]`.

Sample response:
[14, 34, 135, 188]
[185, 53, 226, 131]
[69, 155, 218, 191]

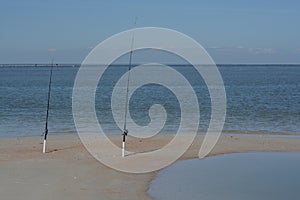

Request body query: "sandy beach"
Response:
[1, 134, 300, 200]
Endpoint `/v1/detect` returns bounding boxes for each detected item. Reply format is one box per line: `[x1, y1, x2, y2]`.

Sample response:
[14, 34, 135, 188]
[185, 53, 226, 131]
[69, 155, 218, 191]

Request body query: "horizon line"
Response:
[1, 63, 300, 66]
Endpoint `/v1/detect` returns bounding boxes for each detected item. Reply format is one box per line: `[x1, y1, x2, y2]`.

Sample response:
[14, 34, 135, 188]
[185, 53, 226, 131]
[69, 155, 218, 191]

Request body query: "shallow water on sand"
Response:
[148, 152, 300, 200]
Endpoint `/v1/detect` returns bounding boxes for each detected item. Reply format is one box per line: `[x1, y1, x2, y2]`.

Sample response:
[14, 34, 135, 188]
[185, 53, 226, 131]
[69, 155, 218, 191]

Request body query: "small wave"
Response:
[196, 129, 300, 136]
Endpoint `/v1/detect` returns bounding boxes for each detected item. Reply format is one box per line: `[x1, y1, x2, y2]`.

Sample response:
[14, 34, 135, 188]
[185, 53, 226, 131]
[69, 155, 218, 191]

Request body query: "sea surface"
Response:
[0, 65, 299, 137]
[148, 152, 300, 200]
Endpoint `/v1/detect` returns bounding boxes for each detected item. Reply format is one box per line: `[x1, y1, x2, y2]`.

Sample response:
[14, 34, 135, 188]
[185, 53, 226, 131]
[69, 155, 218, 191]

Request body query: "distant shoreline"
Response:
[1, 63, 300, 67]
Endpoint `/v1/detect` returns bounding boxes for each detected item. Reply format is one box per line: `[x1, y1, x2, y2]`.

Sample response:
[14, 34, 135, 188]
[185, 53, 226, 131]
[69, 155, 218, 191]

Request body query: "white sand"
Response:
[1, 134, 300, 200]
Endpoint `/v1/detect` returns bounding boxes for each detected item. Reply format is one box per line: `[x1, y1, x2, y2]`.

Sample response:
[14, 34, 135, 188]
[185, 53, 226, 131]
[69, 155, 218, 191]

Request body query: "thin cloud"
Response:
[207, 46, 276, 55]
[207, 46, 228, 50]
[248, 48, 276, 54]
[47, 48, 57, 52]
[207, 46, 246, 50]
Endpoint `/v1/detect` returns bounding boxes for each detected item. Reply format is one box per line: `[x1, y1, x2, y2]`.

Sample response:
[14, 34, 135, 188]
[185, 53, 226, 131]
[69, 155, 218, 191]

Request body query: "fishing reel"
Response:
[123, 129, 128, 136]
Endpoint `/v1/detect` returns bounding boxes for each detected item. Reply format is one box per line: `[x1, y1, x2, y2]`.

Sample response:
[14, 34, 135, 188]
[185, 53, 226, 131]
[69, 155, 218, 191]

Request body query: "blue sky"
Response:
[1, 0, 300, 64]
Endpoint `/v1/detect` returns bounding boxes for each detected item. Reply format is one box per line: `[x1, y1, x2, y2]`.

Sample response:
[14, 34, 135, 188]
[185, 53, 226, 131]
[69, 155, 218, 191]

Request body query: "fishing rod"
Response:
[122, 18, 137, 157]
[43, 60, 54, 153]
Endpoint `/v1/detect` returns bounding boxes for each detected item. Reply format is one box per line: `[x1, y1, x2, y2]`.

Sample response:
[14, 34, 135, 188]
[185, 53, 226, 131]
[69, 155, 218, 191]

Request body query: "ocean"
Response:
[0, 65, 299, 137]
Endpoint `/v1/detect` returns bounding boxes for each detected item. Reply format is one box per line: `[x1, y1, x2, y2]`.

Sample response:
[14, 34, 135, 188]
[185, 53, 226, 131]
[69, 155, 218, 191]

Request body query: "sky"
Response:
[0, 0, 300, 64]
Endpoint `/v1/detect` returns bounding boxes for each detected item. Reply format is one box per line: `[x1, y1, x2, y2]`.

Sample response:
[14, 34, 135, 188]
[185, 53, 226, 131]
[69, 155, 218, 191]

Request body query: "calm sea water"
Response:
[0, 65, 299, 137]
[148, 152, 300, 200]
